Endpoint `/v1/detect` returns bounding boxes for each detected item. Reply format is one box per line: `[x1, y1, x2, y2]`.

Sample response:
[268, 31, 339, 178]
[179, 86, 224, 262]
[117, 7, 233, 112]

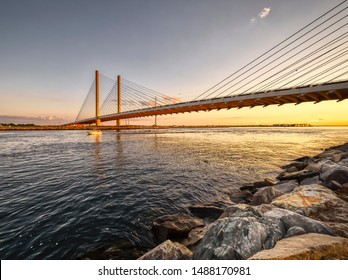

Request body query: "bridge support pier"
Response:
[95, 70, 101, 126]
[117, 75, 122, 127]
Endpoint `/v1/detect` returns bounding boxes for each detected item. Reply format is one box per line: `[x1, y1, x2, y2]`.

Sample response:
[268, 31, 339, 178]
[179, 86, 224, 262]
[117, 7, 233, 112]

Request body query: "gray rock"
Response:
[261, 205, 336, 236]
[152, 213, 204, 243]
[251, 186, 283, 206]
[322, 180, 343, 191]
[273, 181, 298, 193]
[138, 240, 192, 260]
[285, 226, 306, 238]
[193, 216, 282, 260]
[229, 190, 253, 204]
[320, 165, 348, 185]
[189, 205, 224, 220]
[300, 175, 321, 186]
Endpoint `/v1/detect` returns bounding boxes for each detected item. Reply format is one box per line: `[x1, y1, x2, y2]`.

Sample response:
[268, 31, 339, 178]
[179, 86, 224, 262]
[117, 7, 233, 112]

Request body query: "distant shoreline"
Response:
[2, 124, 346, 131]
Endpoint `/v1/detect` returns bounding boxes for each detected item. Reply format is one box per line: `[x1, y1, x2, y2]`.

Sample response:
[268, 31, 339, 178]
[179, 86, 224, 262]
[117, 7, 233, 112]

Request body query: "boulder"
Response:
[277, 169, 319, 182]
[284, 226, 306, 238]
[300, 176, 320, 186]
[182, 226, 208, 247]
[189, 205, 224, 220]
[272, 181, 298, 194]
[252, 178, 278, 188]
[229, 189, 253, 204]
[320, 165, 348, 185]
[271, 184, 344, 216]
[193, 213, 282, 260]
[259, 204, 335, 237]
[152, 213, 204, 243]
[138, 240, 192, 260]
[286, 166, 298, 173]
[248, 233, 348, 260]
[322, 180, 342, 191]
[250, 186, 283, 206]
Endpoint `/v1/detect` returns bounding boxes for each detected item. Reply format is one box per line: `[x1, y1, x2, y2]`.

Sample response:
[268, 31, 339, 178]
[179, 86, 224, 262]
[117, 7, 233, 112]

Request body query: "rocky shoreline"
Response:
[138, 142, 348, 260]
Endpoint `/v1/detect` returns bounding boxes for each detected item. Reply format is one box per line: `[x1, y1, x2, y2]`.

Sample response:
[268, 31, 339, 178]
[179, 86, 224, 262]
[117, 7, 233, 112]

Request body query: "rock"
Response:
[305, 162, 322, 172]
[322, 180, 343, 191]
[182, 226, 208, 247]
[219, 204, 250, 219]
[152, 213, 204, 243]
[253, 178, 278, 188]
[138, 240, 192, 260]
[250, 186, 283, 206]
[277, 169, 319, 182]
[300, 175, 320, 186]
[271, 184, 344, 216]
[229, 190, 253, 204]
[273, 181, 298, 194]
[189, 205, 224, 220]
[286, 166, 298, 173]
[333, 153, 342, 162]
[320, 165, 348, 185]
[248, 233, 348, 260]
[239, 184, 254, 192]
[260, 205, 335, 237]
[285, 226, 306, 238]
[324, 222, 348, 238]
[281, 161, 307, 171]
[193, 215, 282, 260]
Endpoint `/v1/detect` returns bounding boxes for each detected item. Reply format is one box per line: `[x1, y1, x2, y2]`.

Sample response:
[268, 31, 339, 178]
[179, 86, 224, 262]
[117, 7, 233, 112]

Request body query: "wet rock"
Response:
[250, 186, 283, 206]
[138, 240, 192, 260]
[189, 205, 224, 221]
[333, 153, 342, 163]
[277, 170, 319, 182]
[320, 165, 348, 185]
[239, 184, 254, 192]
[300, 176, 320, 186]
[193, 215, 282, 260]
[294, 156, 312, 163]
[273, 181, 298, 194]
[271, 184, 344, 216]
[152, 213, 204, 243]
[248, 233, 348, 260]
[285, 226, 306, 238]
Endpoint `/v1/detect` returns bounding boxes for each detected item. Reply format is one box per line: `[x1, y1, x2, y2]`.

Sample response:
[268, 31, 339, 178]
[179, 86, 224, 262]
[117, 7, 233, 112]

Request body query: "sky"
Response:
[0, 0, 347, 126]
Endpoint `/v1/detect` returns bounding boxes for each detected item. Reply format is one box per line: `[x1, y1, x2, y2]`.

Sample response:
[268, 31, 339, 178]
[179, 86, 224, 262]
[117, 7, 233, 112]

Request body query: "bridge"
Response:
[72, 1, 348, 126]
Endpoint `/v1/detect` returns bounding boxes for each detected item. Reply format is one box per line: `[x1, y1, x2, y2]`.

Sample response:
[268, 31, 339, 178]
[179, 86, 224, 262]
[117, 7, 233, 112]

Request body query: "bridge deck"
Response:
[73, 81, 348, 125]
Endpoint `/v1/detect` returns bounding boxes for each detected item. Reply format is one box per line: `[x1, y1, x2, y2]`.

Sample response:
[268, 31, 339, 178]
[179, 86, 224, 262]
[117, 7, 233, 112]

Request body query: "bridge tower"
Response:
[117, 75, 122, 127]
[95, 70, 101, 126]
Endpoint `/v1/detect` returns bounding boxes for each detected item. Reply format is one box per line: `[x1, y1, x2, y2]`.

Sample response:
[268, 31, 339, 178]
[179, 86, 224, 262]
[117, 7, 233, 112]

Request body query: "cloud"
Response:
[259, 7, 271, 19]
[250, 7, 271, 24]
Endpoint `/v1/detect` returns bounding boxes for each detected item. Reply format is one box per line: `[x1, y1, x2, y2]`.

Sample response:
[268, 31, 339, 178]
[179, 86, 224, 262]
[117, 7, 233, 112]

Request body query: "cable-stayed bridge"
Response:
[72, 1, 348, 126]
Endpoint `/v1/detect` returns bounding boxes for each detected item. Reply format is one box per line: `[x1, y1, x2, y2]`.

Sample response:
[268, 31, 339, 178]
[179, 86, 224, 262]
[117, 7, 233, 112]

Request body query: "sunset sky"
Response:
[0, 0, 347, 126]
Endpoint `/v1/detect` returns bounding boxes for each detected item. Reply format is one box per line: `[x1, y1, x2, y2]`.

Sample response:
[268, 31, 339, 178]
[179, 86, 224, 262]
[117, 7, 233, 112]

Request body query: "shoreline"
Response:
[1, 124, 347, 131]
[136, 141, 348, 260]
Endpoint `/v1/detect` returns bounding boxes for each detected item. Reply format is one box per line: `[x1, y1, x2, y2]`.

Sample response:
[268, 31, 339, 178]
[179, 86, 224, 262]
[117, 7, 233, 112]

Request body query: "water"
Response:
[0, 127, 347, 259]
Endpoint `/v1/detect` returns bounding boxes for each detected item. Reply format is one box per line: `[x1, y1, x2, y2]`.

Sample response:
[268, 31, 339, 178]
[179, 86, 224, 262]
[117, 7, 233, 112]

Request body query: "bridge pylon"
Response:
[95, 70, 101, 126]
[117, 75, 122, 127]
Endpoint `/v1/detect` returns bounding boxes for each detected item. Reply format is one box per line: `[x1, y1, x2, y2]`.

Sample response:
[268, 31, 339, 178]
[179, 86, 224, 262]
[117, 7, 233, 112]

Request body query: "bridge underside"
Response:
[73, 81, 348, 125]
